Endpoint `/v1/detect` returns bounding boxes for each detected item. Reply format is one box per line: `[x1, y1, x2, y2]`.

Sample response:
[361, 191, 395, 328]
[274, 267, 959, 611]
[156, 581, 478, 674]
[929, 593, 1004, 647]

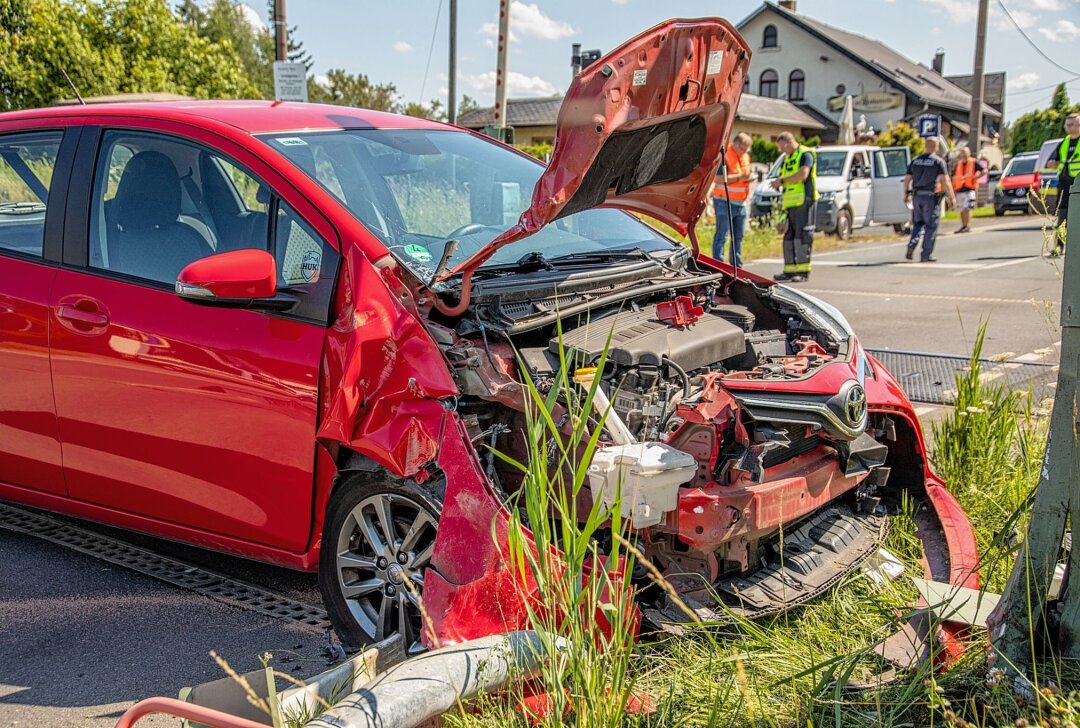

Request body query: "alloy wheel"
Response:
[334, 491, 438, 655]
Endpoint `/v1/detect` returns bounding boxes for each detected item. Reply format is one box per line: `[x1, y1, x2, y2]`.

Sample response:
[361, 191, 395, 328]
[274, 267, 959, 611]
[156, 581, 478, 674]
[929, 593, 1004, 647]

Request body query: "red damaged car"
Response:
[0, 19, 976, 655]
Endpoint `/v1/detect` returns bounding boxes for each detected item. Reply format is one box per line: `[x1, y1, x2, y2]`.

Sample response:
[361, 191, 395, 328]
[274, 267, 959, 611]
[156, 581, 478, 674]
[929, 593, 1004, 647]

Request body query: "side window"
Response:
[873, 149, 910, 178]
[274, 201, 339, 321]
[89, 131, 270, 285]
[0, 131, 63, 258]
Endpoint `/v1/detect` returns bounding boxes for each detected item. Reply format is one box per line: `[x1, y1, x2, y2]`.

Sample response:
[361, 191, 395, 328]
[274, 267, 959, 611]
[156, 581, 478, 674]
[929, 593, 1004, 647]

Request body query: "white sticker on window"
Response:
[632, 69, 648, 86]
[300, 250, 321, 282]
[277, 137, 308, 146]
[706, 50, 724, 75]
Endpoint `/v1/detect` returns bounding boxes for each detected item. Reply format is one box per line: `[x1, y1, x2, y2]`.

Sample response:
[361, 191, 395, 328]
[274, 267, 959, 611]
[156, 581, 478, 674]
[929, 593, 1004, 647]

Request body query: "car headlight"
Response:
[819, 191, 836, 201]
[769, 284, 853, 346]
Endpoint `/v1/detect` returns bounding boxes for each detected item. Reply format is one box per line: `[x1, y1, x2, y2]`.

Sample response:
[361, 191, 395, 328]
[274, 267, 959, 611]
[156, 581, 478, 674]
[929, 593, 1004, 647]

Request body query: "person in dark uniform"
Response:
[1048, 113, 1080, 255]
[770, 132, 817, 282]
[903, 137, 955, 262]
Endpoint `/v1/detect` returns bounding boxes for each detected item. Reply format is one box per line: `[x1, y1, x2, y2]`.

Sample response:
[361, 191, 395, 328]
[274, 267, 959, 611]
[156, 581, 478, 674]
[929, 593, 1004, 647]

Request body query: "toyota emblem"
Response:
[845, 384, 867, 425]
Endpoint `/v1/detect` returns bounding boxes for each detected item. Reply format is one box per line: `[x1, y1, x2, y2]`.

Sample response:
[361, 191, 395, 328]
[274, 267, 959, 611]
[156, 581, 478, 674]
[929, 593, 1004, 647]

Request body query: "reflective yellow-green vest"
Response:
[1059, 137, 1080, 177]
[780, 145, 819, 209]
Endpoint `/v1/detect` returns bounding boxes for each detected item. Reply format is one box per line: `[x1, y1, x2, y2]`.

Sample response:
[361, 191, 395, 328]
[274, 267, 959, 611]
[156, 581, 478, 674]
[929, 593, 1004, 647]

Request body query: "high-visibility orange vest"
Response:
[713, 147, 751, 202]
[953, 158, 978, 191]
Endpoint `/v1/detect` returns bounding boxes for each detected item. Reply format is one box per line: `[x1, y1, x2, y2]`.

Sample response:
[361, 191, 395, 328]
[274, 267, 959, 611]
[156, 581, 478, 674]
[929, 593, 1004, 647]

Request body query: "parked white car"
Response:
[750, 145, 911, 238]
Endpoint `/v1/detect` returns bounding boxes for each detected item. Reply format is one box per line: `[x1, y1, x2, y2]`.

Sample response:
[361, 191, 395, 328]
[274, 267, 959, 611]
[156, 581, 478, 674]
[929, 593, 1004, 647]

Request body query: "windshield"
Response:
[262, 129, 675, 276]
[767, 150, 847, 178]
[1005, 156, 1037, 176]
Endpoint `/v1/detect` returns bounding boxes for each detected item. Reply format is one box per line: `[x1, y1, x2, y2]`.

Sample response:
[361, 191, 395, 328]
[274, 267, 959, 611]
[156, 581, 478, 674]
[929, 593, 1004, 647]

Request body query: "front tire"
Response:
[834, 208, 853, 240]
[318, 474, 442, 654]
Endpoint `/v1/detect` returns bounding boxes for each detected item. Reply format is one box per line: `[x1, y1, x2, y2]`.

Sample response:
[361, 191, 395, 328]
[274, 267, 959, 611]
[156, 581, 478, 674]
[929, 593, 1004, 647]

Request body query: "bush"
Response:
[516, 142, 553, 162]
[877, 121, 925, 157]
[750, 137, 779, 164]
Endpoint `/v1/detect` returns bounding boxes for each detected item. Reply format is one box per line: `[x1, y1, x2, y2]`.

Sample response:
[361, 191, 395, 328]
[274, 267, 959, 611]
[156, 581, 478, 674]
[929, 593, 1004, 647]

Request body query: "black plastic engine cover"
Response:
[552, 305, 745, 372]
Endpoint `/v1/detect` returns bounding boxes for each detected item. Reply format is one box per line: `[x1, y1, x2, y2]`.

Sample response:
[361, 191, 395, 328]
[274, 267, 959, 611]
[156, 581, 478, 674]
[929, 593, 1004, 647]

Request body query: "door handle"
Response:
[57, 303, 109, 329]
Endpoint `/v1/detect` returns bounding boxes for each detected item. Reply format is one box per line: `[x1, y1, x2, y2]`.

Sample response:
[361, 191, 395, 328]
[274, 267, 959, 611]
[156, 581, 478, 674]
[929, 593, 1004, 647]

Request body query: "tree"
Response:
[0, 0, 255, 111]
[876, 121, 925, 157]
[1010, 84, 1080, 154]
[403, 99, 445, 120]
[307, 69, 397, 111]
[749, 136, 779, 164]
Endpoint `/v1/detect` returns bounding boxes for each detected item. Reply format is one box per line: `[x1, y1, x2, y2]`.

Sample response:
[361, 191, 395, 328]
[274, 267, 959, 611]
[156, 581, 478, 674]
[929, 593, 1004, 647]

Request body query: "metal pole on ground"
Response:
[988, 184, 1080, 672]
[273, 0, 287, 62]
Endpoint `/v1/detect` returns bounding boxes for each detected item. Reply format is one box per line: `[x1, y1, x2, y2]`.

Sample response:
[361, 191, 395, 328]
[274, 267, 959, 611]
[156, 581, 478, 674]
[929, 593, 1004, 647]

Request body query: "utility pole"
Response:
[273, 0, 287, 62]
[448, 0, 458, 124]
[494, 0, 510, 139]
[968, 0, 989, 153]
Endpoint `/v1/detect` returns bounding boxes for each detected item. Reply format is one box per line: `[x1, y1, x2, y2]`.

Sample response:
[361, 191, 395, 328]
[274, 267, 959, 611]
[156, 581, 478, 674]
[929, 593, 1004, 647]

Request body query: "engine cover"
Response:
[552, 304, 745, 372]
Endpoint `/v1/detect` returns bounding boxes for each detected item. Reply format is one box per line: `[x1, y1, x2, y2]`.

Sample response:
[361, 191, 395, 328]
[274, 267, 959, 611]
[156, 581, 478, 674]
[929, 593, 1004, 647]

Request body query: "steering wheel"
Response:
[443, 222, 497, 240]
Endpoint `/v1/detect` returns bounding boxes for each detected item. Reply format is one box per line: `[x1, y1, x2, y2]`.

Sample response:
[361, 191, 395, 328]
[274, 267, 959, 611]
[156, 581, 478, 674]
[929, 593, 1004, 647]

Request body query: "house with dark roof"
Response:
[457, 92, 825, 147]
[737, 1, 1002, 144]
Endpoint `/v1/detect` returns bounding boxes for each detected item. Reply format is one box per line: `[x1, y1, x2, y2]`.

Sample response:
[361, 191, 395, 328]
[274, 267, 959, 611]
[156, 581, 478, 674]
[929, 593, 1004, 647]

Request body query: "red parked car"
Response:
[0, 19, 976, 654]
[993, 152, 1040, 216]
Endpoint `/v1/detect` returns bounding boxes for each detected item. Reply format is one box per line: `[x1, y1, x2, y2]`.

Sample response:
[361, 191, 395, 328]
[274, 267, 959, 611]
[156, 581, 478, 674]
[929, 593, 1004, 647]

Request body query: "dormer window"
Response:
[763, 25, 778, 48]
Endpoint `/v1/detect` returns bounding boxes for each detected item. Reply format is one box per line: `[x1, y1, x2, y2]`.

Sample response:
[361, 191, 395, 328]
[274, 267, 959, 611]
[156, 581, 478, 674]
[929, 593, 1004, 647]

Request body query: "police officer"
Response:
[903, 137, 955, 262]
[1048, 112, 1080, 254]
[771, 132, 817, 282]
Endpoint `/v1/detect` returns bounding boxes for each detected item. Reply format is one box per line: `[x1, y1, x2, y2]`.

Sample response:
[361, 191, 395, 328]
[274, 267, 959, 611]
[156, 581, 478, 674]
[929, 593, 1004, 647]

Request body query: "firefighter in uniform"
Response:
[1048, 112, 1080, 254]
[771, 132, 818, 283]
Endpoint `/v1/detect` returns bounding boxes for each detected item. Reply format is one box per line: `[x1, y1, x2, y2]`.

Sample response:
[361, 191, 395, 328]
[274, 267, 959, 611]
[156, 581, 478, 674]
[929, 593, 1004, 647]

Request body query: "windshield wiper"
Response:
[545, 248, 650, 264]
[0, 201, 46, 215]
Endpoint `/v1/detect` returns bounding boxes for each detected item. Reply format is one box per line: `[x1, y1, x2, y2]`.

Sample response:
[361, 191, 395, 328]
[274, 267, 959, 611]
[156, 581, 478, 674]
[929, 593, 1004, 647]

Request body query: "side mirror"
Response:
[176, 249, 294, 310]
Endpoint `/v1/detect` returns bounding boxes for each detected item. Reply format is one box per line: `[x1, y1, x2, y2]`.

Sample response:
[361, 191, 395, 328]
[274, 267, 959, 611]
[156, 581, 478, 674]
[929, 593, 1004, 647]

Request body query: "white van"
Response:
[750, 145, 912, 238]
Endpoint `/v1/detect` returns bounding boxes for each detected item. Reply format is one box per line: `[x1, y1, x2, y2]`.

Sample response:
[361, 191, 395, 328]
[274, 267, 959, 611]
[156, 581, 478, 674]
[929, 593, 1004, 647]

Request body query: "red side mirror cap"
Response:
[176, 249, 277, 302]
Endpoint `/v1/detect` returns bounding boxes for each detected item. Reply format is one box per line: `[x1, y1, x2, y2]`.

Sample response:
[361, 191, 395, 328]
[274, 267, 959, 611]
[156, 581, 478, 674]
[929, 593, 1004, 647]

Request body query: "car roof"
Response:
[0, 99, 451, 135]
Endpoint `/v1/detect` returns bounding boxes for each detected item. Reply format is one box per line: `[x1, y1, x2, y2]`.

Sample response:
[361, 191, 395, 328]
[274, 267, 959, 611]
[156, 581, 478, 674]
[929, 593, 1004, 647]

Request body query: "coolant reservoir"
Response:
[587, 442, 698, 529]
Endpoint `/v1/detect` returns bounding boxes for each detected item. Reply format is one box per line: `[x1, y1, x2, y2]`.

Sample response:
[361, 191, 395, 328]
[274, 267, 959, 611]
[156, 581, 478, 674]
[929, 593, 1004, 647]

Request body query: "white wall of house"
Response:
[740, 11, 909, 136]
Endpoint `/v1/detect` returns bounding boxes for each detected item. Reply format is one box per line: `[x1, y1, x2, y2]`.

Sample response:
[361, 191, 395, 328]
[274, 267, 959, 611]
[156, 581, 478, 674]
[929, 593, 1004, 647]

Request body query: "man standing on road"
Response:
[771, 132, 817, 282]
[1047, 112, 1080, 255]
[903, 137, 955, 262]
[952, 146, 978, 233]
[712, 132, 753, 267]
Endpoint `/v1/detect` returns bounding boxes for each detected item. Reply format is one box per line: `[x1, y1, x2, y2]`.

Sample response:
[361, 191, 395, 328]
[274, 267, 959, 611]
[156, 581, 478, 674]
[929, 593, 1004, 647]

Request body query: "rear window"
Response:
[1005, 156, 1037, 176]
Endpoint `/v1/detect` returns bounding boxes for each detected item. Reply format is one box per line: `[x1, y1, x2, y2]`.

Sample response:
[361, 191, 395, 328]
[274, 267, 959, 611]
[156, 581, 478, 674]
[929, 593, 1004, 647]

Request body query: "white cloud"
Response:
[1029, 0, 1064, 10]
[920, 0, 979, 23]
[393, 41, 414, 53]
[482, 38, 496, 49]
[1039, 18, 1080, 41]
[237, 3, 265, 31]
[1008, 72, 1041, 91]
[313, 74, 330, 88]
[610, 0, 629, 4]
[479, 1, 576, 42]
[461, 70, 559, 97]
[995, 7, 1036, 30]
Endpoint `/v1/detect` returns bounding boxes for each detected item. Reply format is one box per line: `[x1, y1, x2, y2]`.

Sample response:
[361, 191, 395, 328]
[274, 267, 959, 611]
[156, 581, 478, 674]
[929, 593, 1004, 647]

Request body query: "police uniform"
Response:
[776, 145, 818, 281]
[906, 152, 948, 261]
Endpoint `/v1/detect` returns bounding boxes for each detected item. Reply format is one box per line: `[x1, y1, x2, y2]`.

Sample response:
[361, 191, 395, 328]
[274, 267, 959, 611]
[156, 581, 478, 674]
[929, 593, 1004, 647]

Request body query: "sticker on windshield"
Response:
[632, 69, 648, 86]
[300, 250, 321, 283]
[404, 244, 433, 263]
[277, 137, 308, 146]
[706, 50, 724, 75]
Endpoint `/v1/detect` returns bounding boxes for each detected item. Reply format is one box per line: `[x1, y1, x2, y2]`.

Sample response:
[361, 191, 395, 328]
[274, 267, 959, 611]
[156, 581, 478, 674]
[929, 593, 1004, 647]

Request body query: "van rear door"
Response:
[869, 146, 910, 224]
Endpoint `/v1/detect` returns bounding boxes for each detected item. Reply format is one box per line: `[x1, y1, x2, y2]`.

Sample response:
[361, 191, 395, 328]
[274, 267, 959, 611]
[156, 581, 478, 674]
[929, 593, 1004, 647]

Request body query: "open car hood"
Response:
[444, 17, 749, 278]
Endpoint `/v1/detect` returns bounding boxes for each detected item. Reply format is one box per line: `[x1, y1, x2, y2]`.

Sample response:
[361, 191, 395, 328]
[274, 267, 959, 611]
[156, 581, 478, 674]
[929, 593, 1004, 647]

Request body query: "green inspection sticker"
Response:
[404, 244, 432, 263]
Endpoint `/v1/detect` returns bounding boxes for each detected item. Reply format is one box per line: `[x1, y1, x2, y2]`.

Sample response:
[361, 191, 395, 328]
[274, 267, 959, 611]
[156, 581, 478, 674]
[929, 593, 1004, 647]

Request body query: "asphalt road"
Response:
[0, 212, 1065, 726]
[751, 215, 1064, 360]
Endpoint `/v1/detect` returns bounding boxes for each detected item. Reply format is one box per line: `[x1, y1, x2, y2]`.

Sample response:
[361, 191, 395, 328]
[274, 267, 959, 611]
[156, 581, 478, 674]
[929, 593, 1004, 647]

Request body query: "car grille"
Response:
[761, 427, 822, 469]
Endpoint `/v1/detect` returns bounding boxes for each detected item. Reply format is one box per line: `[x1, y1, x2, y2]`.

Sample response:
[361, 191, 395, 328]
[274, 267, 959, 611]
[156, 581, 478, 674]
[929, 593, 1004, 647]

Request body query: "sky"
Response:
[243, 0, 1080, 123]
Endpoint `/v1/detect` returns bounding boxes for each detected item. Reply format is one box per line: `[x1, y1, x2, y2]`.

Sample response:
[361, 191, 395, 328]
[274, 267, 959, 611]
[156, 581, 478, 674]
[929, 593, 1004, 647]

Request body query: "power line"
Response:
[1008, 77, 1080, 97]
[419, 0, 445, 104]
[996, 0, 1080, 77]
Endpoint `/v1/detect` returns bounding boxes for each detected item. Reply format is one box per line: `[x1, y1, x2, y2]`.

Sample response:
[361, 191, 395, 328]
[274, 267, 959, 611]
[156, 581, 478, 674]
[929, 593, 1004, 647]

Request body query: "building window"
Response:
[762, 25, 778, 48]
[788, 69, 805, 101]
[759, 69, 779, 98]
[743, 76, 750, 94]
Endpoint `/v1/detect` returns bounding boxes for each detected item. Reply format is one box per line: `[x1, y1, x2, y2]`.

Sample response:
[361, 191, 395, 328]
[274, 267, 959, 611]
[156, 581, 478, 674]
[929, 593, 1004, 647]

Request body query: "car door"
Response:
[49, 126, 339, 551]
[846, 151, 872, 226]
[0, 127, 77, 496]
[869, 146, 911, 224]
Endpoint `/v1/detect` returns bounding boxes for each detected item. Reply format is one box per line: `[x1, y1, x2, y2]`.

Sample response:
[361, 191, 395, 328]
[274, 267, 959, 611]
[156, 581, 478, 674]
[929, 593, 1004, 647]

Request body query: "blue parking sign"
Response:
[918, 115, 941, 138]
